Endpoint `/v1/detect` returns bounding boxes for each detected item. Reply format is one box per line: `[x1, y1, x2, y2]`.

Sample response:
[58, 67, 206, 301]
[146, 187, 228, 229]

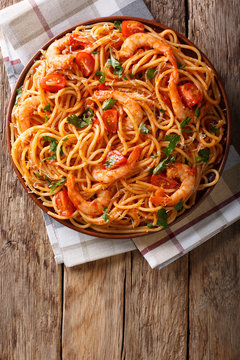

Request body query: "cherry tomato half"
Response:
[76, 52, 95, 77]
[102, 109, 118, 133]
[55, 188, 75, 217]
[40, 73, 66, 92]
[105, 150, 127, 169]
[98, 83, 108, 90]
[151, 174, 179, 189]
[121, 20, 145, 37]
[178, 82, 203, 108]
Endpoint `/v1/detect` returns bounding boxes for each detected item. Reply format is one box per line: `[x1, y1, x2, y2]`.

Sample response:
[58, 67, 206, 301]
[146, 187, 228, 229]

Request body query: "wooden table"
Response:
[1, 1, 239, 359]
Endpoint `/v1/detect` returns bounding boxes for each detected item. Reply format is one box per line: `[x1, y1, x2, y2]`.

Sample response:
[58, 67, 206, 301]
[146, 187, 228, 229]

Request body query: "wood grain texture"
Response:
[188, 1, 240, 358]
[0, 2, 62, 359]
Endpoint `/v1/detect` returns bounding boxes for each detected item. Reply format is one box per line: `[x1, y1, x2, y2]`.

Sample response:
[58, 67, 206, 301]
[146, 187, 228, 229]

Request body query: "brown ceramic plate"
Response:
[6, 16, 231, 239]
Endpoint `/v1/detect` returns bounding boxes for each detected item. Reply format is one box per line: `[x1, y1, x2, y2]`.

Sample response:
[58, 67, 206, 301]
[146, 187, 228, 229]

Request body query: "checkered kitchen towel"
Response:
[1, 0, 240, 268]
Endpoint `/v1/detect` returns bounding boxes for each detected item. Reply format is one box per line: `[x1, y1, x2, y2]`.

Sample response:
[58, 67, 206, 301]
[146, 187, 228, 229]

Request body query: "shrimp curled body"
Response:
[151, 163, 196, 206]
[17, 96, 40, 133]
[46, 35, 75, 70]
[92, 90, 143, 129]
[66, 174, 111, 216]
[92, 146, 141, 184]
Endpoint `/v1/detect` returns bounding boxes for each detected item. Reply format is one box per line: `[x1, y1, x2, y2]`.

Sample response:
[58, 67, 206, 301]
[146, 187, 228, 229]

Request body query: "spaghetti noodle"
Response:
[10, 20, 226, 233]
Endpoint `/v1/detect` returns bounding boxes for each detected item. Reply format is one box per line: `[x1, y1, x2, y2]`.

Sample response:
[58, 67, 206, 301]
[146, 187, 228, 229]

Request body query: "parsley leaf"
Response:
[43, 103, 51, 112]
[185, 158, 189, 165]
[92, 50, 99, 54]
[102, 207, 109, 222]
[180, 116, 191, 130]
[196, 148, 210, 163]
[151, 154, 158, 159]
[162, 134, 180, 156]
[50, 178, 66, 194]
[177, 61, 186, 69]
[36, 171, 43, 178]
[15, 87, 22, 105]
[42, 136, 58, 152]
[45, 114, 48, 123]
[160, 108, 166, 113]
[148, 167, 154, 175]
[128, 74, 135, 79]
[146, 68, 156, 80]
[107, 48, 123, 77]
[174, 198, 184, 211]
[147, 223, 156, 228]
[96, 71, 105, 83]
[195, 107, 201, 121]
[62, 137, 69, 141]
[153, 156, 175, 175]
[114, 20, 122, 30]
[139, 122, 150, 134]
[106, 158, 116, 168]
[102, 98, 117, 110]
[209, 125, 219, 134]
[156, 209, 167, 228]
[67, 109, 94, 128]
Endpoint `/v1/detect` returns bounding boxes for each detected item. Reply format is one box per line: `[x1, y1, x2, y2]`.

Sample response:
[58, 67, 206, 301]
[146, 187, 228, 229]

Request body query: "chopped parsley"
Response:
[162, 134, 180, 156]
[180, 116, 191, 130]
[36, 171, 43, 178]
[62, 137, 69, 141]
[49, 178, 66, 194]
[159, 108, 166, 114]
[114, 20, 122, 30]
[128, 74, 135, 79]
[107, 48, 123, 77]
[92, 50, 99, 54]
[96, 71, 105, 83]
[139, 122, 150, 134]
[146, 68, 156, 80]
[151, 154, 158, 159]
[45, 114, 48, 123]
[67, 108, 94, 128]
[153, 155, 175, 175]
[196, 148, 210, 163]
[185, 158, 189, 165]
[147, 222, 156, 228]
[102, 207, 109, 222]
[156, 209, 167, 228]
[102, 98, 117, 110]
[42, 136, 63, 161]
[209, 125, 219, 134]
[174, 198, 184, 211]
[43, 103, 51, 112]
[15, 87, 22, 105]
[177, 61, 186, 69]
[106, 158, 116, 168]
[195, 107, 201, 121]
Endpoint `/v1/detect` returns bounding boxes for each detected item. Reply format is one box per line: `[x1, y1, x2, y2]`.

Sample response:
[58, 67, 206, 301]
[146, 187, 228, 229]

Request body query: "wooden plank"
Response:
[188, 1, 240, 358]
[0, 1, 62, 358]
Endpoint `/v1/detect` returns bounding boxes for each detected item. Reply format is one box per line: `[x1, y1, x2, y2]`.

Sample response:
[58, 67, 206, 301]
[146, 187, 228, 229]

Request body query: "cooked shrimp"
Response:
[92, 90, 143, 129]
[66, 174, 111, 216]
[119, 33, 178, 71]
[151, 163, 196, 206]
[168, 73, 194, 121]
[17, 96, 40, 133]
[92, 146, 141, 183]
[46, 34, 75, 70]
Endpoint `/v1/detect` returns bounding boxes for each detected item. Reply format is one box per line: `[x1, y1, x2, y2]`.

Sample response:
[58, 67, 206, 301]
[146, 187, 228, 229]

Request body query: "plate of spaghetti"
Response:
[7, 17, 230, 238]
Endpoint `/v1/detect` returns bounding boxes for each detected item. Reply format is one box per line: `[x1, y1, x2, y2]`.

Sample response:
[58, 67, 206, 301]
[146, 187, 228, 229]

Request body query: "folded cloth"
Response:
[1, 0, 239, 268]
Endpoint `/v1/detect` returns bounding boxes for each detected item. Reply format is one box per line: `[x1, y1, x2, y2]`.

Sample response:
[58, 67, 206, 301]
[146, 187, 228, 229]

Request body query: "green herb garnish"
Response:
[43, 103, 51, 112]
[102, 98, 117, 110]
[159, 108, 166, 114]
[96, 71, 105, 83]
[174, 198, 184, 212]
[185, 158, 189, 165]
[146, 68, 156, 80]
[195, 107, 201, 121]
[180, 116, 191, 130]
[15, 87, 22, 105]
[156, 209, 167, 228]
[147, 223, 156, 228]
[45, 114, 48, 123]
[62, 137, 69, 141]
[177, 61, 186, 69]
[106, 158, 116, 168]
[107, 48, 123, 77]
[153, 156, 175, 175]
[92, 50, 99, 54]
[196, 148, 210, 163]
[162, 134, 180, 156]
[209, 125, 219, 134]
[102, 207, 109, 222]
[114, 20, 122, 30]
[128, 74, 135, 79]
[139, 122, 150, 134]
[151, 154, 158, 159]
[49, 178, 66, 194]
[67, 109, 94, 128]
[36, 171, 43, 178]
